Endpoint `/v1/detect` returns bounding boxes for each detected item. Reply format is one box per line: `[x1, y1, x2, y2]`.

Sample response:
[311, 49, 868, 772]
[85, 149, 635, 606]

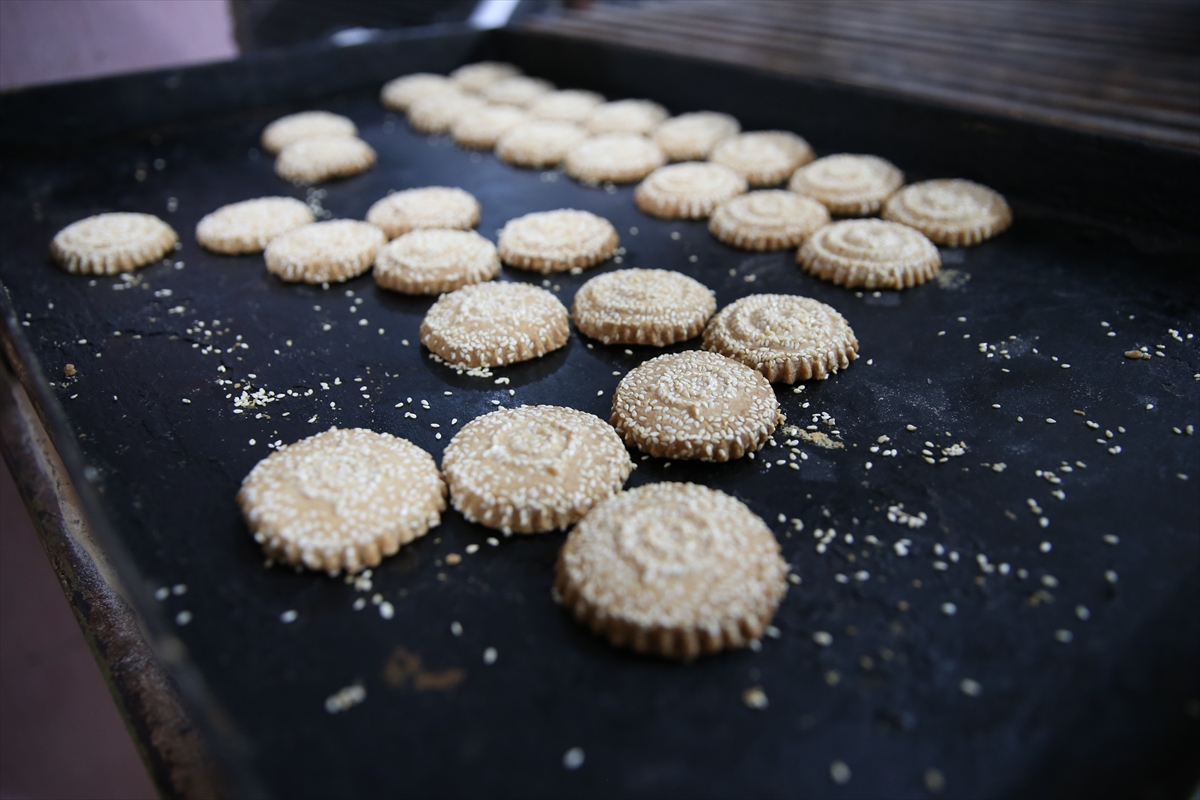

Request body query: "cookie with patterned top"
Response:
[450, 61, 523, 93]
[788, 154, 904, 216]
[261, 111, 357, 154]
[264, 220, 385, 283]
[380, 73, 457, 111]
[196, 197, 315, 254]
[366, 187, 480, 239]
[652, 111, 740, 161]
[708, 190, 830, 251]
[565, 134, 666, 185]
[482, 75, 555, 108]
[495, 120, 588, 168]
[882, 179, 1011, 246]
[585, 99, 670, 135]
[498, 209, 618, 273]
[529, 89, 606, 122]
[274, 136, 376, 184]
[635, 162, 747, 219]
[407, 91, 488, 134]
[709, 130, 814, 187]
[374, 229, 499, 295]
[419, 282, 570, 368]
[572, 269, 715, 346]
[798, 219, 940, 289]
[451, 105, 530, 149]
[51, 212, 178, 275]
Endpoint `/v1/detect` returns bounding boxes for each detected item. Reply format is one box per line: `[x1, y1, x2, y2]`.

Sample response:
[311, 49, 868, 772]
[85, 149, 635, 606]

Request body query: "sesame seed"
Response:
[563, 747, 586, 770]
[280, 609, 298, 623]
[941, 602, 957, 616]
[924, 768, 946, 793]
[379, 602, 395, 619]
[829, 760, 851, 785]
[742, 686, 768, 709]
[175, 610, 192, 625]
[1076, 605, 1091, 621]
[1055, 629, 1073, 643]
[450, 621, 463, 636]
[483, 647, 498, 664]
[1105, 570, 1119, 583]
[960, 678, 982, 696]
[812, 631, 833, 647]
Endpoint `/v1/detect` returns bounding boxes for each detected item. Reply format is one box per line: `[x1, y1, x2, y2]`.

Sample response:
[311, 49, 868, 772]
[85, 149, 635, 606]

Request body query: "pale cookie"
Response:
[264, 220, 385, 284]
[652, 111, 740, 161]
[798, 219, 940, 289]
[51, 212, 178, 275]
[275, 136, 376, 184]
[788, 154, 904, 216]
[611, 350, 781, 461]
[497, 209, 618, 273]
[882, 179, 1012, 246]
[451, 105, 530, 149]
[261, 111, 357, 154]
[529, 89, 606, 122]
[555, 482, 788, 659]
[482, 75, 555, 107]
[442, 405, 634, 534]
[196, 197, 315, 254]
[703, 294, 859, 382]
[584, 99, 670, 135]
[635, 162, 747, 219]
[374, 229, 499, 295]
[419, 281, 570, 368]
[238, 427, 446, 574]
[572, 269, 715, 346]
[366, 187, 481, 239]
[407, 91, 488, 134]
[450, 61, 523, 93]
[495, 120, 587, 168]
[564, 134, 666, 185]
[708, 190, 830, 251]
[380, 73, 456, 112]
[709, 131, 814, 187]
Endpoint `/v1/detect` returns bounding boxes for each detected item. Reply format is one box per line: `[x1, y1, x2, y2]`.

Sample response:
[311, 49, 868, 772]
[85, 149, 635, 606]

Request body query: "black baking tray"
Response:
[2, 25, 1198, 800]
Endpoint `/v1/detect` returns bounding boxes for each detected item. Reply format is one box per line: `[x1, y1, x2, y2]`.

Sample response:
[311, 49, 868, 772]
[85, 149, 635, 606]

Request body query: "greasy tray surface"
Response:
[2, 43, 1199, 800]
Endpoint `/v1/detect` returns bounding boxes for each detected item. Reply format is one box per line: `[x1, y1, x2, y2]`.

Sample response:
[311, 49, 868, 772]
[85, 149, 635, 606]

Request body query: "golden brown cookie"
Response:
[442, 405, 634, 534]
[564, 134, 667, 185]
[482, 75, 555, 107]
[584, 99, 670, 135]
[450, 61, 523, 93]
[634, 163, 748, 219]
[709, 130, 814, 187]
[572, 269, 715, 346]
[51, 212, 178, 275]
[798, 219, 940, 289]
[498, 209, 618, 273]
[374, 229, 499, 295]
[365, 187, 481, 239]
[419, 282, 570, 368]
[495, 120, 588, 168]
[652, 111, 740, 161]
[261, 111, 357, 154]
[882, 179, 1012, 246]
[407, 91, 487, 134]
[555, 482, 788, 659]
[451, 105, 530, 149]
[529, 89, 606, 122]
[380, 73, 457, 112]
[703, 294, 859, 382]
[708, 190, 830, 251]
[274, 136, 376, 184]
[264, 220, 386, 283]
[196, 197, 315, 254]
[788, 154, 904, 216]
[238, 427, 446, 574]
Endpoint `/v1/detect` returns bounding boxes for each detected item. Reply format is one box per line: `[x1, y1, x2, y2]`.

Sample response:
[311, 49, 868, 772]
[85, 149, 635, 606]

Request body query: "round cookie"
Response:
[275, 136, 376, 184]
[788, 154, 904, 216]
[495, 120, 588, 168]
[555, 482, 788, 659]
[196, 197, 315, 254]
[366, 187, 481, 239]
[261, 111, 357, 154]
[407, 91, 488, 134]
[482, 75, 555, 108]
[708, 190, 830, 251]
[611, 350, 782, 461]
[652, 111, 740, 161]
[709, 131, 814, 187]
[882, 179, 1012, 246]
[452, 105, 530, 149]
[442, 405, 634, 534]
[498, 209, 618, 273]
[529, 89, 606, 122]
[564, 134, 666, 185]
[264, 220, 385, 284]
[51, 212, 178, 275]
[380, 73, 456, 112]
[374, 229, 499, 295]
[635, 163, 748, 219]
[703, 294, 859, 383]
[419, 281, 570, 368]
[798, 219, 940, 290]
[450, 61, 523, 93]
[584, 99, 670, 135]
[572, 269, 715, 346]
[238, 427, 446, 574]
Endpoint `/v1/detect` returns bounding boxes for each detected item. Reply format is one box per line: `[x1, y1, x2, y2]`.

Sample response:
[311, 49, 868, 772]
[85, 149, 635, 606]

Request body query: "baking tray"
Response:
[2, 25, 1198, 800]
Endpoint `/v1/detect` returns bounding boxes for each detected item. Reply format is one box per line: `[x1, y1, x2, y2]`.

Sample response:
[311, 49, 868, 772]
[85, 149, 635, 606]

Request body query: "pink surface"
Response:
[0, 0, 238, 91]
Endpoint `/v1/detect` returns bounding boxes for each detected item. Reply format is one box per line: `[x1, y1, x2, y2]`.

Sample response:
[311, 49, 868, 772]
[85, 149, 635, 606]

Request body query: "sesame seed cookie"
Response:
[708, 190, 830, 251]
[498, 209, 619, 273]
[451, 105, 530, 149]
[709, 131, 814, 187]
[555, 482, 788, 659]
[51, 212, 178, 275]
[195, 197, 315, 254]
[380, 73, 457, 112]
[450, 61, 523, 93]
[584, 99, 670, 135]
[419, 281, 570, 368]
[572, 269, 716, 346]
[238, 427, 446, 574]
[652, 111, 740, 161]
[635, 163, 748, 219]
[495, 120, 588, 169]
[529, 89, 606, 122]
[564, 134, 667, 185]
[407, 91, 488, 134]
[366, 187, 481, 239]
[788, 154, 904, 216]
[882, 179, 1012, 246]
[374, 229, 500, 295]
[798, 219, 940, 289]
[264, 220, 385, 284]
[261, 110, 357, 154]
[703, 294, 859, 382]
[442, 405, 634, 534]
[482, 75, 555, 107]
[274, 136, 376, 184]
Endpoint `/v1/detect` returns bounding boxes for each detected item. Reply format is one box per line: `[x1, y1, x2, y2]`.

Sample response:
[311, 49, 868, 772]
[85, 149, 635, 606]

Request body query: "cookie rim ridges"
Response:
[709, 130, 815, 187]
[787, 153, 905, 216]
[263, 219, 386, 284]
[51, 212, 179, 275]
[274, 136, 377, 184]
[881, 178, 1012, 246]
[652, 111, 741, 161]
[563, 134, 667, 185]
[379, 73, 456, 112]
[365, 186, 481, 239]
[571, 268, 716, 346]
[261, 110, 358, 154]
[584, 99, 670, 135]
[708, 190, 831, 251]
[195, 197, 316, 254]
[373, 229, 500, 295]
[634, 162, 748, 220]
[798, 219, 941, 289]
[494, 120, 588, 168]
[497, 209, 619, 273]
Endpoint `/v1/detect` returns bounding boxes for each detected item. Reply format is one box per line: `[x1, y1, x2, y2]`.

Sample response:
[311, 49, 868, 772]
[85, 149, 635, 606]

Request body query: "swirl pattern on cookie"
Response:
[585, 99, 670, 135]
[709, 131, 814, 187]
[264, 220, 385, 283]
[564, 134, 666, 185]
[498, 209, 618, 273]
[374, 229, 499, 295]
[572, 269, 715, 346]
[882, 178, 1012, 246]
[708, 190, 830, 251]
[652, 111, 741, 161]
[366, 187, 480, 239]
[798, 219, 940, 289]
[52, 213, 178, 275]
[635, 162, 748, 219]
[274, 136, 376, 184]
[419, 282, 570, 367]
[495, 120, 588, 168]
[788, 154, 904, 216]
